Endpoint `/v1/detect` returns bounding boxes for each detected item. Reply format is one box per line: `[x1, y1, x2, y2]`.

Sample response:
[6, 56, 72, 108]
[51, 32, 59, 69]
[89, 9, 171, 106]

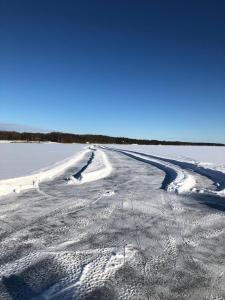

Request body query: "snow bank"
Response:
[0, 149, 90, 196]
[68, 149, 112, 185]
[0, 140, 12, 143]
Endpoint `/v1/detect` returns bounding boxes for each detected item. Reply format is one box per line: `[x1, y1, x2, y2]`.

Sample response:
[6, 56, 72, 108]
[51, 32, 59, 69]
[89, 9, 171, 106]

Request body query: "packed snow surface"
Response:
[0, 144, 225, 299]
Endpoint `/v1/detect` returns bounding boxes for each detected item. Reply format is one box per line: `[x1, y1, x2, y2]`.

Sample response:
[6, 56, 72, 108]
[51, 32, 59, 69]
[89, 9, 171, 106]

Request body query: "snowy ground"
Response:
[0, 145, 225, 299]
[109, 144, 225, 164]
[0, 143, 85, 180]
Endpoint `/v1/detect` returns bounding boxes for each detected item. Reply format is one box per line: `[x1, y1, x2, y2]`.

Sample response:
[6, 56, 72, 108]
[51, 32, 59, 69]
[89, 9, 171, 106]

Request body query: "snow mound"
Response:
[67, 149, 112, 185]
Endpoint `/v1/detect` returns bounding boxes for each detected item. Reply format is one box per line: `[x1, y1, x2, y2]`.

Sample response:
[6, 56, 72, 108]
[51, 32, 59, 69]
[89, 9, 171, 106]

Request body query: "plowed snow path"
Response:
[104, 146, 225, 195]
[1, 147, 225, 300]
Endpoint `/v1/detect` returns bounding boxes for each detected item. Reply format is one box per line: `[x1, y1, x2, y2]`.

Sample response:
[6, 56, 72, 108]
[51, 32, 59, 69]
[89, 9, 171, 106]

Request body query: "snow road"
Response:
[1, 146, 225, 299]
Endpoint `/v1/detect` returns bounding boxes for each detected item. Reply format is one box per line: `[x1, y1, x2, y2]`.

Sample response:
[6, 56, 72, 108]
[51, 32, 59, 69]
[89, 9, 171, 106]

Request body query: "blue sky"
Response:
[1, 0, 225, 142]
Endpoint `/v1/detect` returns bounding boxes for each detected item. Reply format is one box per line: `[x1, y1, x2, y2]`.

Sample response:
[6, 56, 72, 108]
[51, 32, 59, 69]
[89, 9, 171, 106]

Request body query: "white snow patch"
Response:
[0, 140, 12, 143]
[0, 149, 90, 196]
[167, 173, 196, 194]
[0, 143, 86, 180]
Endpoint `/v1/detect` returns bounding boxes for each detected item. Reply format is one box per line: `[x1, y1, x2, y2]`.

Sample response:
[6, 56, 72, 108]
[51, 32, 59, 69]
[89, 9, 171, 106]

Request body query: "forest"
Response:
[0, 131, 224, 146]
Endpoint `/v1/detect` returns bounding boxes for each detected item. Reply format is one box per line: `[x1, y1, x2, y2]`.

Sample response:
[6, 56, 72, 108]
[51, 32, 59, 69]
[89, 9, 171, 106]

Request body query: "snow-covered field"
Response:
[0, 143, 86, 180]
[1, 144, 225, 299]
[110, 144, 225, 164]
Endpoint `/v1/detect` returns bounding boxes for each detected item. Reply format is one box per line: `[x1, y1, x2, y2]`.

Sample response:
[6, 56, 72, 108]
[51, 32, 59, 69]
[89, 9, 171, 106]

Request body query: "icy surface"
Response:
[0, 143, 85, 180]
[1, 145, 225, 299]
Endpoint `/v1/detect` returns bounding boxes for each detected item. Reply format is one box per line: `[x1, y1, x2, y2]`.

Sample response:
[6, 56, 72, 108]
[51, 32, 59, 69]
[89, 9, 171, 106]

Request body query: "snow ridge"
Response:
[103, 146, 225, 196]
[0, 149, 90, 196]
[67, 148, 112, 185]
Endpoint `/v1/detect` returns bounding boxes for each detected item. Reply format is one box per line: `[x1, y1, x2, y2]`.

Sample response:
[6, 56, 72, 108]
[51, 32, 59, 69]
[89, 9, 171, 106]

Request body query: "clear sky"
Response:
[1, 0, 225, 142]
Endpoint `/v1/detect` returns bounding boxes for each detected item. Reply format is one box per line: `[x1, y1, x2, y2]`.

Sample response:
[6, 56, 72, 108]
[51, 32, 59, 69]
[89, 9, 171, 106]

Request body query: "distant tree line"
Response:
[0, 130, 224, 146]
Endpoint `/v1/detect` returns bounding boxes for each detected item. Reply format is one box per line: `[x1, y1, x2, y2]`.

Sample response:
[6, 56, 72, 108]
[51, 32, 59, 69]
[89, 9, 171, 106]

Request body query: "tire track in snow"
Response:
[6, 150, 117, 243]
[1, 149, 114, 242]
[102, 148, 225, 297]
[36, 147, 112, 199]
[2, 190, 106, 240]
[103, 146, 225, 196]
[121, 148, 225, 193]
[143, 152, 225, 192]
[66, 148, 112, 185]
[103, 146, 193, 193]
[2, 146, 225, 299]
[73, 150, 95, 180]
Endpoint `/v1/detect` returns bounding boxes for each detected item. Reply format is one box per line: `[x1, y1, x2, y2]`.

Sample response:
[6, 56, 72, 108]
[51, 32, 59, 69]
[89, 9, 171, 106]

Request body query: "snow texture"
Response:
[1, 145, 225, 299]
[67, 148, 112, 185]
